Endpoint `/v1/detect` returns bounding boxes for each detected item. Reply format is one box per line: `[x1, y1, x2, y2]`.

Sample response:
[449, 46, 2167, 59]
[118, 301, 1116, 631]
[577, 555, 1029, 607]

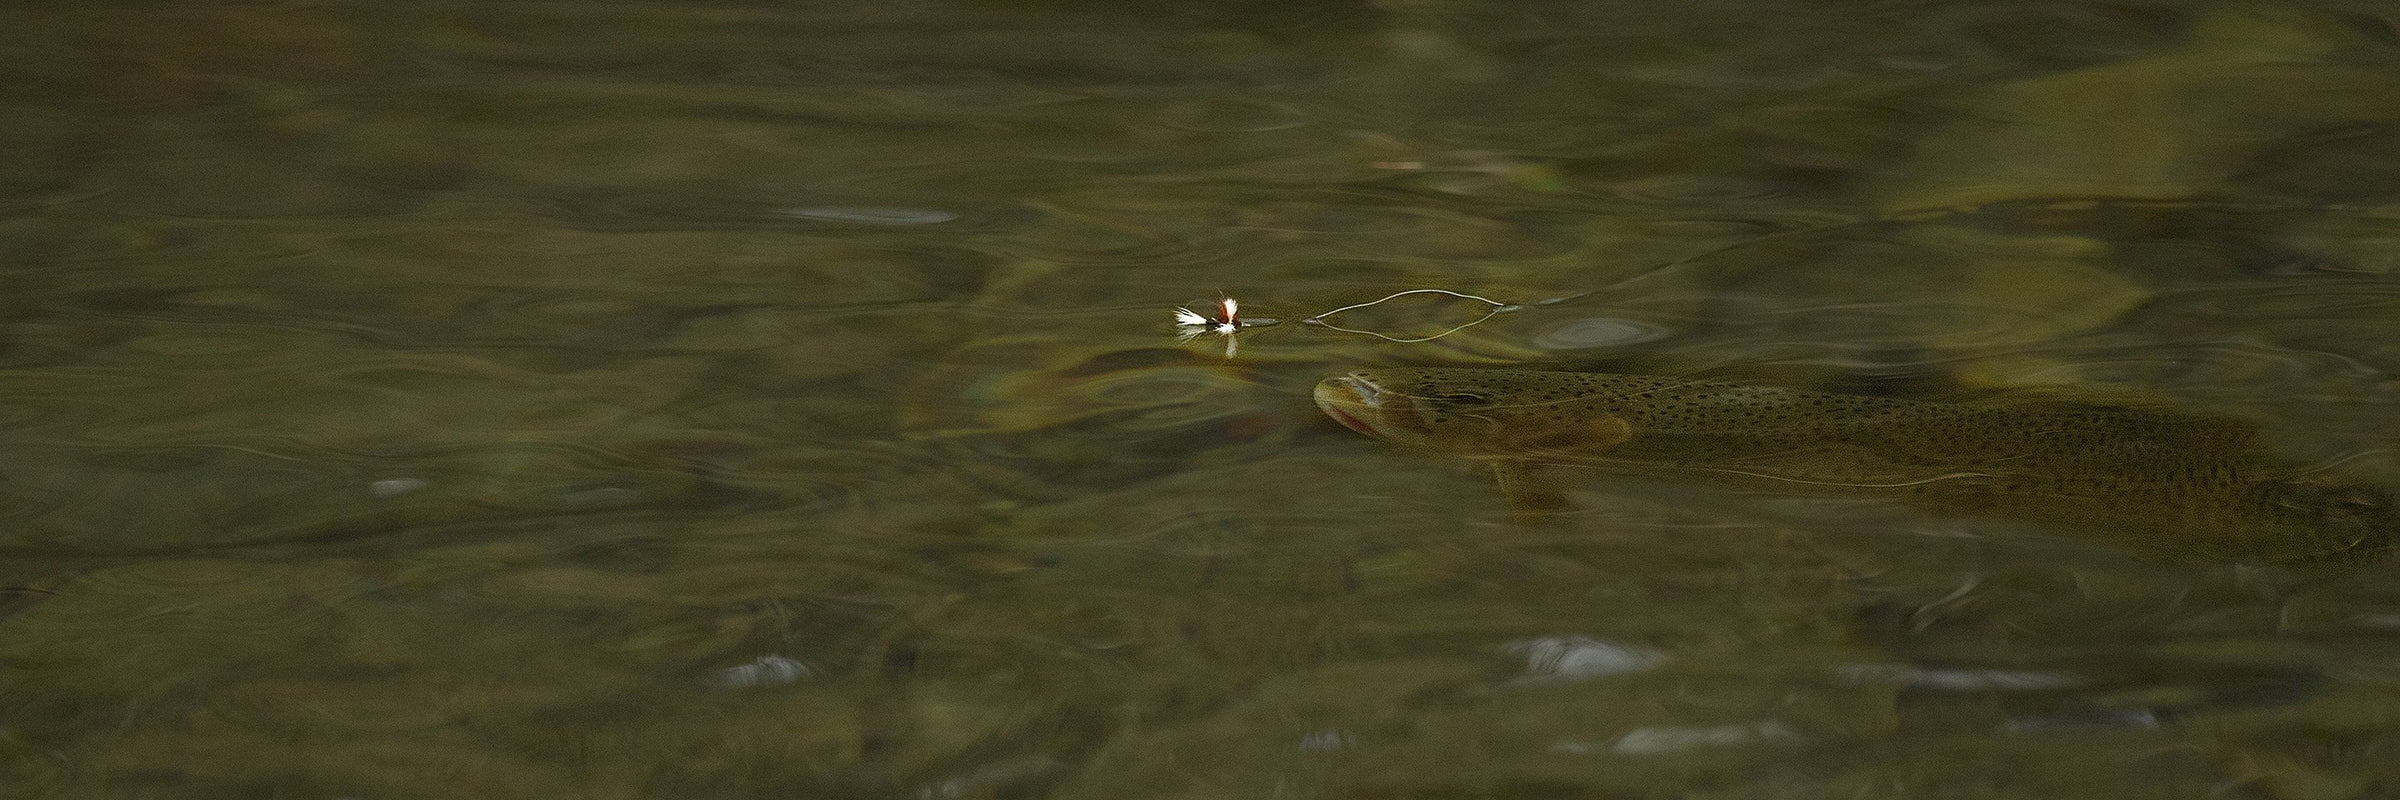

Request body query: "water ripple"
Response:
[776, 206, 960, 225]
[1607, 173, 1800, 204]
[1533, 316, 1676, 350]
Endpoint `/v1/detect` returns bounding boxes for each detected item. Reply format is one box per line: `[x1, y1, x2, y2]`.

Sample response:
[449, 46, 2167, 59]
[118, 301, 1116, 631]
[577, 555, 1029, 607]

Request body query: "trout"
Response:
[1315, 367, 2396, 564]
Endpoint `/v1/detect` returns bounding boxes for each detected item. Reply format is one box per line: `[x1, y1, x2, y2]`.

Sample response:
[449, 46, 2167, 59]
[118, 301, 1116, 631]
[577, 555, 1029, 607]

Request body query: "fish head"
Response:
[1314, 367, 1632, 457]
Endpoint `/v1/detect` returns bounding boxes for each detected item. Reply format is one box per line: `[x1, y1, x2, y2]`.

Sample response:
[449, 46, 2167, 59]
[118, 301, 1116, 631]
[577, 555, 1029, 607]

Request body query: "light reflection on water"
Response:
[3, 0, 2400, 797]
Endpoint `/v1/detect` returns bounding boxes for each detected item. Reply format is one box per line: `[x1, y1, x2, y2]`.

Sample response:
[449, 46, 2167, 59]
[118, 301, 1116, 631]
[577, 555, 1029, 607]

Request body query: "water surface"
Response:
[5, 0, 2400, 797]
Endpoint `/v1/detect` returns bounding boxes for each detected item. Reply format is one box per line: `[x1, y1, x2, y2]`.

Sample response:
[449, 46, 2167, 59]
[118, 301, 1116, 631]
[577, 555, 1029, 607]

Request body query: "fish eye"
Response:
[1435, 393, 1492, 406]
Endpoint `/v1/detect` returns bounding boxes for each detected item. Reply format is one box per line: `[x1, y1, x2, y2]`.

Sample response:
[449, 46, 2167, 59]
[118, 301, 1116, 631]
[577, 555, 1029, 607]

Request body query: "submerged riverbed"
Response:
[4, 0, 2400, 797]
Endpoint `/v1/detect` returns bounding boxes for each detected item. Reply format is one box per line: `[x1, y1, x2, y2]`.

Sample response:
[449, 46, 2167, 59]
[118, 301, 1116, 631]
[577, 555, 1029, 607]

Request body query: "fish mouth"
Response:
[1314, 373, 1390, 437]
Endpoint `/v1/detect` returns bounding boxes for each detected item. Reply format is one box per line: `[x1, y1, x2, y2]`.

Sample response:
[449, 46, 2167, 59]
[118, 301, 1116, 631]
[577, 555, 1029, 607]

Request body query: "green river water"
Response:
[5, 1, 2400, 797]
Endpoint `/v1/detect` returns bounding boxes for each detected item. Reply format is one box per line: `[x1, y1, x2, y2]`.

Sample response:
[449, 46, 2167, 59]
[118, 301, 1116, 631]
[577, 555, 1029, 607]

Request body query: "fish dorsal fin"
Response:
[1930, 381, 2187, 412]
[1934, 384, 2263, 439]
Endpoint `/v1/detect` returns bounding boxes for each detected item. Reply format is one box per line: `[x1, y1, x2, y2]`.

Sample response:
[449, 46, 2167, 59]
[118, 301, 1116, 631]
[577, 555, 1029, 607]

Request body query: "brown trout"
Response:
[1315, 367, 2396, 564]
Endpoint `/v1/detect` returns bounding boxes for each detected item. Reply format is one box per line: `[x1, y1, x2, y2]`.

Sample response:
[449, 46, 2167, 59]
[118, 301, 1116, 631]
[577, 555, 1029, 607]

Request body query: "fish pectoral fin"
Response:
[1492, 460, 1571, 526]
[1515, 414, 1635, 455]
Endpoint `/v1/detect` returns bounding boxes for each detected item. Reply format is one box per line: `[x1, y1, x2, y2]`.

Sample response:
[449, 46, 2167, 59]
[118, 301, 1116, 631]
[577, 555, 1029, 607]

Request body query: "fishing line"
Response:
[1172, 287, 1591, 353]
[1299, 288, 1520, 343]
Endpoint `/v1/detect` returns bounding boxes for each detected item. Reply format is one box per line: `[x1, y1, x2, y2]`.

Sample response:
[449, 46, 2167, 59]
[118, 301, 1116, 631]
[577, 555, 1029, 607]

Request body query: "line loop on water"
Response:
[1300, 288, 1522, 343]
